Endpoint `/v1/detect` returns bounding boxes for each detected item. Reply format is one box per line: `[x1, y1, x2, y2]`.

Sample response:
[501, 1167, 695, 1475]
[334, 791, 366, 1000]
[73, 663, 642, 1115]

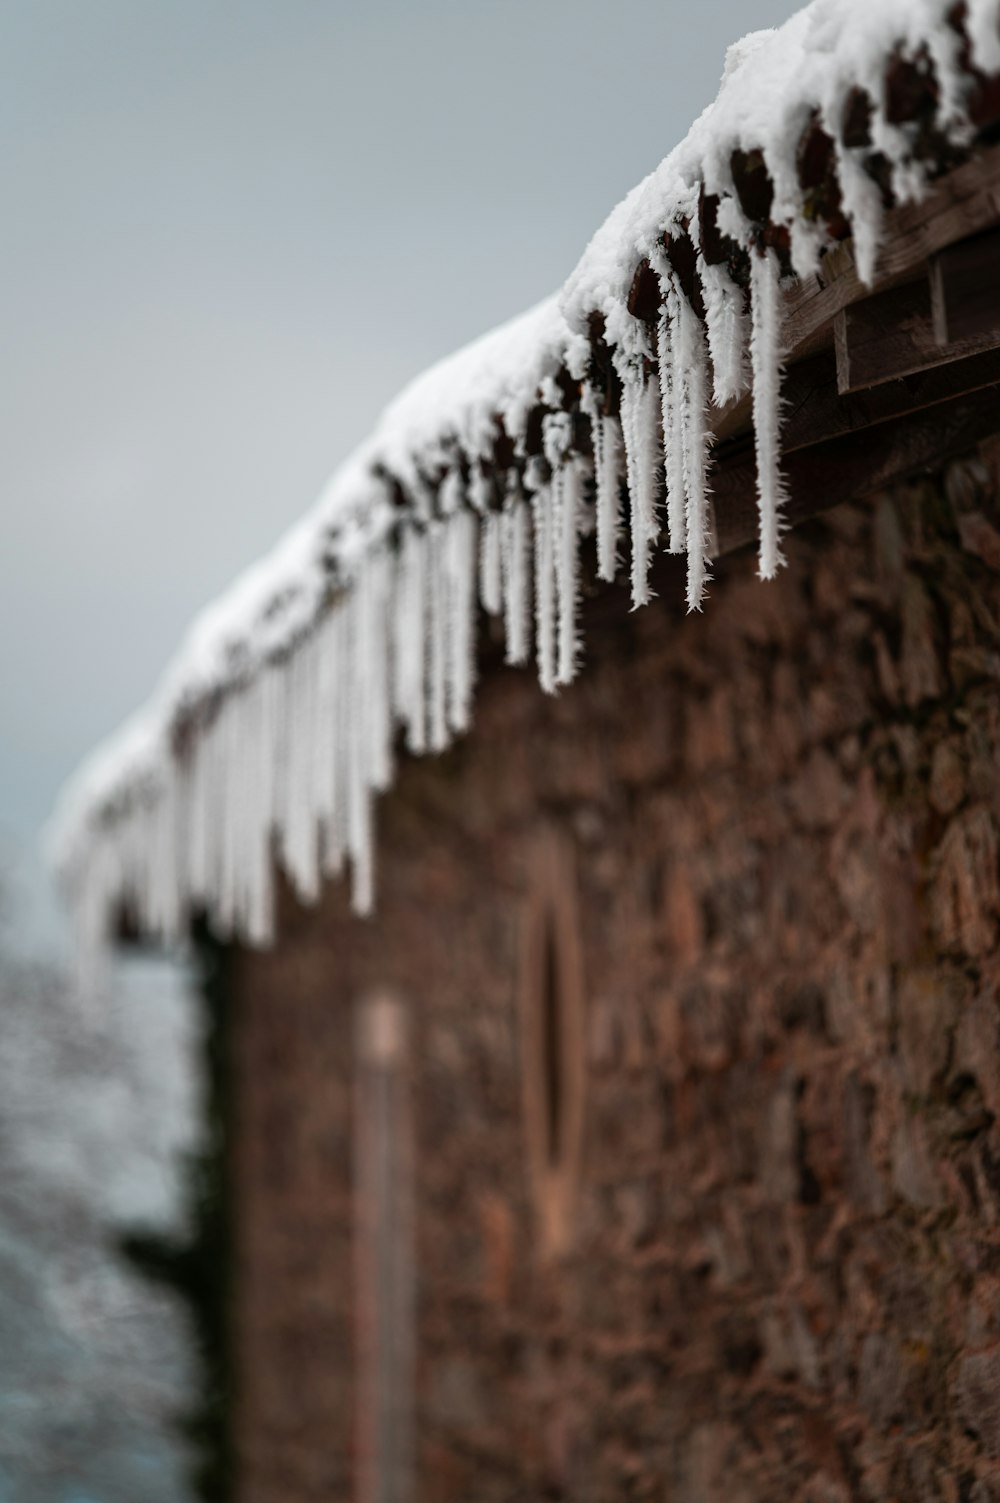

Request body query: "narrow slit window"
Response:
[520, 830, 586, 1259]
[354, 991, 413, 1503]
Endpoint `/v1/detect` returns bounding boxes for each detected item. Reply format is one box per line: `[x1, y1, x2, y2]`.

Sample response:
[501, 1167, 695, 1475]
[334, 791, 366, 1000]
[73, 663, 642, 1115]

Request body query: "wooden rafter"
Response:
[712, 144, 1000, 450]
[713, 385, 1000, 562]
[701, 143, 1000, 561]
[834, 278, 1000, 394]
[785, 143, 1000, 356]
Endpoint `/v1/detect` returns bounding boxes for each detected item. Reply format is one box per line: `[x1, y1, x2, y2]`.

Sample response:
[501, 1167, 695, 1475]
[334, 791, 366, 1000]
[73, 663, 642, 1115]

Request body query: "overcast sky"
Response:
[0, 0, 802, 951]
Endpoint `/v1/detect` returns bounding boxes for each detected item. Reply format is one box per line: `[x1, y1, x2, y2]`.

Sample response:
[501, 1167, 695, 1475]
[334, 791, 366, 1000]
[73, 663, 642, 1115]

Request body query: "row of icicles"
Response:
[74, 249, 787, 953]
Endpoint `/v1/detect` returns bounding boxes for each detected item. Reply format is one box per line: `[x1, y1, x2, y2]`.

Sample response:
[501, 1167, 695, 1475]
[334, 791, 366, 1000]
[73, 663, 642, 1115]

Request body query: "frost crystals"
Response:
[66, 218, 792, 962]
[581, 380, 622, 583]
[656, 265, 715, 609]
[749, 249, 787, 580]
[619, 364, 662, 609]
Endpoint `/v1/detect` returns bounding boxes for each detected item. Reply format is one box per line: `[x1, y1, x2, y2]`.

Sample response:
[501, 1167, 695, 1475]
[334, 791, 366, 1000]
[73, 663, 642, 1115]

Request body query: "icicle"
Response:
[206, 708, 228, 909]
[232, 693, 256, 935]
[324, 609, 350, 881]
[468, 464, 491, 514]
[554, 460, 583, 686]
[150, 795, 168, 934]
[311, 614, 336, 841]
[540, 411, 577, 685]
[345, 584, 374, 916]
[261, 662, 282, 862]
[187, 706, 221, 905]
[261, 666, 281, 936]
[392, 527, 428, 755]
[222, 694, 248, 936]
[502, 491, 530, 666]
[363, 551, 393, 794]
[439, 467, 463, 517]
[619, 368, 662, 608]
[236, 685, 262, 931]
[173, 760, 197, 939]
[531, 485, 556, 693]
[582, 380, 621, 582]
[749, 248, 787, 580]
[279, 638, 321, 905]
[318, 611, 341, 880]
[445, 508, 477, 734]
[677, 293, 713, 611]
[833, 147, 884, 289]
[968, 0, 1000, 74]
[656, 287, 686, 555]
[427, 522, 449, 752]
[242, 669, 275, 946]
[348, 557, 393, 933]
[542, 411, 572, 472]
[296, 640, 323, 903]
[196, 710, 218, 931]
[208, 703, 232, 934]
[787, 217, 824, 285]
[479, 509, 503, 615]
[242, 675, 271, 943]
[300, 635, 326, 894]
[216, 693, 243, 932]
[699, 259, 748, 407]
[186, 703, 212, 901]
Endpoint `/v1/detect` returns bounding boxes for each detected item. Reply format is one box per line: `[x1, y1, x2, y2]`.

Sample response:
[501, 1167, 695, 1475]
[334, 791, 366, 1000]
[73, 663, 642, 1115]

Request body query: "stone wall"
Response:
[231, 457, 1000, 1502]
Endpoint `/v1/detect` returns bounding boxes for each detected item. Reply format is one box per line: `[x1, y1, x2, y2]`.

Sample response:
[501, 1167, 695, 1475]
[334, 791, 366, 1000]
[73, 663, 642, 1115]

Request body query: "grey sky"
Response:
[0, 0, 802, 948]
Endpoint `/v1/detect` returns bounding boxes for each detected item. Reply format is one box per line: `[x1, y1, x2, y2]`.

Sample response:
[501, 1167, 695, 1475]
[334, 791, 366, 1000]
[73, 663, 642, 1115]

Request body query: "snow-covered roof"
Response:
[50, 0, 1000, 953]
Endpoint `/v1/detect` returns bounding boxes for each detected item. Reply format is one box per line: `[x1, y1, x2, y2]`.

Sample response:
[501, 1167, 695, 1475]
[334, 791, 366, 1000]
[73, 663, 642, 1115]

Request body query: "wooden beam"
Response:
[711, 148, 1000, 445]
[577, 380, 1000, 631]
[833, 278, 1000, 394]
[930, 224, 1000, 345]
[580, 383, 1000, 627]
[711, 384, 1000, 559]
[781, 143, 1000, 359]
[715, 338, 1000, 458]
[782, 346, 1000, 454]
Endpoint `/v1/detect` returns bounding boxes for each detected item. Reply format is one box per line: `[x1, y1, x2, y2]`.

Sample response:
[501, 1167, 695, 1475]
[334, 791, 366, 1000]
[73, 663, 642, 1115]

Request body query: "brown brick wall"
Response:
[231, 460, 1000, 1502]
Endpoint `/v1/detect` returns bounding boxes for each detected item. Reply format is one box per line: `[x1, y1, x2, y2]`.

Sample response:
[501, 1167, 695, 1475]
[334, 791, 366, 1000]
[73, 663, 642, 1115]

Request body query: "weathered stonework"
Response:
[231, 456, 1000, 1502]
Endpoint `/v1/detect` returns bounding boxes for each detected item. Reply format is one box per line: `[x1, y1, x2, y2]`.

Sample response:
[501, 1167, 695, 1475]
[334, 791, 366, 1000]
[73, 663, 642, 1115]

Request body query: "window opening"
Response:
[354, 992, 413, 1503]
[520, 830, 586, 1259]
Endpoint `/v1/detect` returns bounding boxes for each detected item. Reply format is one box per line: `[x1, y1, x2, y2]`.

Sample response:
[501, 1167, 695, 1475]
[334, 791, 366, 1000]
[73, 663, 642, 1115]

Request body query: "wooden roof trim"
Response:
[784, 140, 1000, 354]
[707, 143, 1000, 452]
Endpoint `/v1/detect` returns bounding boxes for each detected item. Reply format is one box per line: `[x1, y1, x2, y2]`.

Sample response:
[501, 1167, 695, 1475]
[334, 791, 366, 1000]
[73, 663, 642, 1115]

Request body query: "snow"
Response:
[620, 370, 663, 609]
[479, 511, 503, 618]
[501, 493, 531, 667]
[581, 382, 622, 584]
[750, 250, 788, 581]
[49, 0, 998, 952]
[531, 485, 557, 695]
[677, 291, 713, 611]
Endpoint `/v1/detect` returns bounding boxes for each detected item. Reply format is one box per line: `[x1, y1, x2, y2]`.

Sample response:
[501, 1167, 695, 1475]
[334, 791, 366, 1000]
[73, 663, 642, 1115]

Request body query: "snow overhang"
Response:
[49, 0, 1000, 954]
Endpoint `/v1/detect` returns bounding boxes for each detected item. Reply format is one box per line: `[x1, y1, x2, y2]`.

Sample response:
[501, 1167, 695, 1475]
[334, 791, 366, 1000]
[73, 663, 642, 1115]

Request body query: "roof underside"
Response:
[51, 0, 1000, 953]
